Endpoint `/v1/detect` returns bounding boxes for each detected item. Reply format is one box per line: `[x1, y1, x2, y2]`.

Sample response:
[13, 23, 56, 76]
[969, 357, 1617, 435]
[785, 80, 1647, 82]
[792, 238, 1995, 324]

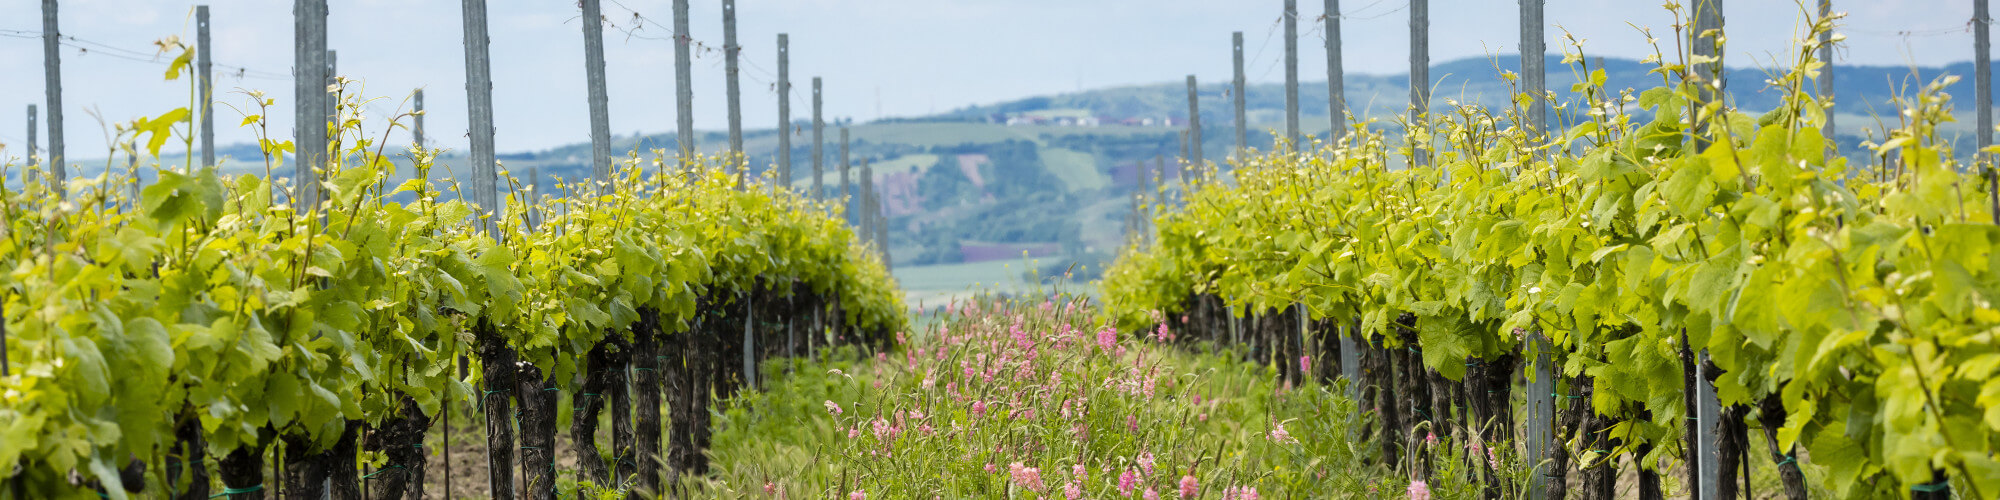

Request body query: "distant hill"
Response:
[920, 55, 1992, 149]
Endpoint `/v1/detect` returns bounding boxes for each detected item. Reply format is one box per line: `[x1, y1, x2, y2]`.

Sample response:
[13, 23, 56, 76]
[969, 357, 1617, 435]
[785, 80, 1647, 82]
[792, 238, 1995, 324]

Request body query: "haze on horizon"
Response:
[0, 0, 1980, 158]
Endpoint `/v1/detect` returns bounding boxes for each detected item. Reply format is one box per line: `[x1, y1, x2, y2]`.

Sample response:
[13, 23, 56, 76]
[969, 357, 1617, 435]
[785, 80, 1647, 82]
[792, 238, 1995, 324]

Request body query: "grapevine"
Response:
[1103, 10, 2000, 498]
[0, 49, 902, 499]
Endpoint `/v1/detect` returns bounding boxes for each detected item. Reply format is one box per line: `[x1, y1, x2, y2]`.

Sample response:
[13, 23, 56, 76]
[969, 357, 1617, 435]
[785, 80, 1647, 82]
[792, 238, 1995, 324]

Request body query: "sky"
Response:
[0, 0, 1982, 160]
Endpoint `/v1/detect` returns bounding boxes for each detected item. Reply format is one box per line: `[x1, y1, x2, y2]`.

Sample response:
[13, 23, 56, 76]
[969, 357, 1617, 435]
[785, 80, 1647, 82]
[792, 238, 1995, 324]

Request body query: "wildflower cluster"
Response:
[706, 295, 1404, 497]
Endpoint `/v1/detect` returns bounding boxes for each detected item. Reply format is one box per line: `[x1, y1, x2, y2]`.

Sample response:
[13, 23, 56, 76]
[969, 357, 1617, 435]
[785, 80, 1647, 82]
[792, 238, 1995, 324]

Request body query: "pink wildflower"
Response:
[824, 400, 843, 415]
[1300, 355, 1312, 374]
[1073, 463, 1088, 478]
[1144, 487, 1160, 500]
[1096, 326, 1119, 353]
[1407, 480, 1431, 500]
[764, 482, 776, 494]
[1424, 432, 1438, 446]
[871, 418, 895, 440]
[1128, 414, 1139, 433]
[1118, 469, 1139, 497]
[972, 400, 988, 417]
[1064, 482, 1083, 499]
[1224, 486, 1260, 500]
[986, 463, 998, 473]
[849, 489, 867, 500]
[1137, 452, 1156, 476]
[1268, 421, 1295, 444]
[1010, 462, 1045, 491]
[1178, 474, 1199, 498]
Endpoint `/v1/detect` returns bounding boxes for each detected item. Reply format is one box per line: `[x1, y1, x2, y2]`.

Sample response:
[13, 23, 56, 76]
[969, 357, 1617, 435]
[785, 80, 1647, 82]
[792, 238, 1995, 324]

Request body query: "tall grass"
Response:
[689, 295, 1521, 499]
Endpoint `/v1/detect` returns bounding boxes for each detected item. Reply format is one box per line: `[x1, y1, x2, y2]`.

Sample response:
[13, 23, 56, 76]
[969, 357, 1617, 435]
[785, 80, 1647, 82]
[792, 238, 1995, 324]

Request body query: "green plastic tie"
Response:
[1911, 480, 1952, 493]
[211, 485, 263, 498]
[542, 387, 559, 391]
[1775, 456, 1796, 468]
[361, 465, 406, 479]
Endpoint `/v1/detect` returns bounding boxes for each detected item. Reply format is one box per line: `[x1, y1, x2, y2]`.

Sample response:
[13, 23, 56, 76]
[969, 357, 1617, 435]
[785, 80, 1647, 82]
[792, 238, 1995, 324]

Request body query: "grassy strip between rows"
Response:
[689, 295, 1525, 499]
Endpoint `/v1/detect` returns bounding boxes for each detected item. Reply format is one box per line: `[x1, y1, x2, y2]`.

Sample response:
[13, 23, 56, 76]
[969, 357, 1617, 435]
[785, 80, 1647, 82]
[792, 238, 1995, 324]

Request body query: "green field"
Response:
[1039, 146, 1107, 191]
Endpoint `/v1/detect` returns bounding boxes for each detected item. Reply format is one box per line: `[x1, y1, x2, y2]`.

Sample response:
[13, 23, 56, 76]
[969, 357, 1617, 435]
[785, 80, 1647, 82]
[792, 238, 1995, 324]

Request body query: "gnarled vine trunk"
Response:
[1395, 316, 1431, 474]
[517, 363, 559, 500]
[687, 311, 717, 477]
[1715, 403, 1749, 500]
[476, 321, 517, 500]
[1678, 333, 1700, 500]
[1474, 353, 1516, 444]
[571, 339, 620, 484]
[366, 396, 429, 500]
[1574, 379, 1616, 500]
[665, 308, 695, 488]
[168, 404, 210, 500]
[1362, 319, 1399, 466]
[326, 420, 362, 500]
[608, 331, 634, 486]
[633, 307, 663, 497]
[1545, 375, 1582, 500]
[1637, 440, 1664, 500]
[1702, 358, 1748, 500]
[281, 433, 326, 500]
[1756, 392, 1808, 500]
[217, 440, 265, 500]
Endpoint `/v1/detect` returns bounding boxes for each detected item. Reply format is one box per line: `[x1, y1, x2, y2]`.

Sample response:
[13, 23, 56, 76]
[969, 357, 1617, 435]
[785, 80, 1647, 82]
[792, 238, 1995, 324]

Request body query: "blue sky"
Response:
[0, 0, 1980, 157]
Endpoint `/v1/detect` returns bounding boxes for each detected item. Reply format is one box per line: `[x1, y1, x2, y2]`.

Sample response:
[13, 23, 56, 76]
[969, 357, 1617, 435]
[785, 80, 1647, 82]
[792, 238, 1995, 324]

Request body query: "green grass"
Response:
[869, 154, 939, 176]
[689, 297, 1462, 498]
[1040, 147, 1107, 191]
